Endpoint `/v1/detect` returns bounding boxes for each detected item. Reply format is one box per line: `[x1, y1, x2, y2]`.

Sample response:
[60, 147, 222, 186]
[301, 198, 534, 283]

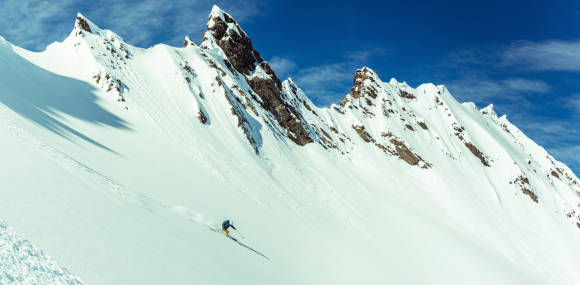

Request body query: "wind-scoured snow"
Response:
[1, 5, 579, 285]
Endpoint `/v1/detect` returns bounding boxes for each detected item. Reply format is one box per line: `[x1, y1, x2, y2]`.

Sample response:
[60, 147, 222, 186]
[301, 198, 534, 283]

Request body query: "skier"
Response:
[222, 220, 237, 237]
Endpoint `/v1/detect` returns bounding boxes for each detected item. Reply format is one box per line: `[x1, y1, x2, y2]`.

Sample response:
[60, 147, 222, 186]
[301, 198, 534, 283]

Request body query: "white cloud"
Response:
[502, 78, 550, 93]
[0, 0, 263, 50]
[293, 63, 355, 106]
[274, 48, 387, 106]
[502, 40, 580, 72]
[548, 145, 580, 175]
[268, 56, 297, 78]
[447, 78, 550, 103]
[500, 112, 580, 175]
[0, 0, 76, 50]
[518, 119, 580, 175]
[347, 48, 387, 63]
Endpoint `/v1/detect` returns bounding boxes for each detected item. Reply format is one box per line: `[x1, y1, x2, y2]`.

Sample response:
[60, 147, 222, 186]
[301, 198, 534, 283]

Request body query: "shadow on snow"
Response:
[0, 41, 131, 154]
[228, 236, 270, 260]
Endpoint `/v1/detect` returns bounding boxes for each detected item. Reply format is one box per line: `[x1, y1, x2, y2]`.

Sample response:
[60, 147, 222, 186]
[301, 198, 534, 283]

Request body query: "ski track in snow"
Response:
[0, 118, 123, 195]
[0, 222, 85, 285]
[0, 117, 220, 232]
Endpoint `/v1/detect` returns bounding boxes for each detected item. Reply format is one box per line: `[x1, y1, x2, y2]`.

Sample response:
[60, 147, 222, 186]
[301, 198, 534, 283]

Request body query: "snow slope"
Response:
[0, 221, 84, 285]
[1, 6, 580, 284]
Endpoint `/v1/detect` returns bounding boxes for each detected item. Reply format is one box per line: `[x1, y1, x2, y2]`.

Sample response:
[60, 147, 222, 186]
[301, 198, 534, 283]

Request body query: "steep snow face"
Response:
[1, 6, 580, 285]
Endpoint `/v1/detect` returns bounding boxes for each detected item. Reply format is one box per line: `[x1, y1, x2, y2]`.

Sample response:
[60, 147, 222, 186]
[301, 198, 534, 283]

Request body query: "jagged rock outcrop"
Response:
[350, 67, 379, 100]
[183, 36, 196, 47]
[75, 14, 92, 33]
[201, 5, 312, 145]
[511, 175, 538, 203]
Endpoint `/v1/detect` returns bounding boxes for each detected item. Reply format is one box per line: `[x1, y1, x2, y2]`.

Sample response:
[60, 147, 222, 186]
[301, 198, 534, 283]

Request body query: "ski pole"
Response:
[234, 228, 245, 239]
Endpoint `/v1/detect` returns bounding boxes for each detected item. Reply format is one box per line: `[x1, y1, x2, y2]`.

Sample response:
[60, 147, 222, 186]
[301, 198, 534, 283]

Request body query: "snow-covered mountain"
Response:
[1, 5, 579, 285]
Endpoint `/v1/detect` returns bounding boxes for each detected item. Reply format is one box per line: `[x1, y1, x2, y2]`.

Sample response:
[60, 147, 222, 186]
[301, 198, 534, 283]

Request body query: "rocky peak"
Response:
[183, 36, 196, 47]
[350, 67, 380, 99]
[480, 104, 498, 117]
[201, 5, 275, 79]
[74, 13, 94, 35]
[283, 78, 300, 95]
[341, 67, 382, 107]
[201, 5, 312, 146]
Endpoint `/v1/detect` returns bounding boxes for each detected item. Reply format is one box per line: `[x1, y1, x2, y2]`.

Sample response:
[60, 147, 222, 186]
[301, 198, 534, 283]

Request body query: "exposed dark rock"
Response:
[204, 8, 311, 146]
[501, 123, 512, 134]
[340, 97, 350, 107]
[247, 77, 312, 145]
[453, 124, 465, 140]
[245, 97, 258, 115]
[453, 123, 490, 167]
[465, 142, 490, 167]
[361, 106, 375, 117]
[218, 67, 227, 77]
[205, 11, 266, 77]
[184, 36, 195, 47]
[289, 82, 298, 94]
[348, 68, 378, 101]
[513, 175, 538, 203]
[223, 59, 235, 73]
[375, 143, 388, 152]
[365, 98, 373, 106]
[223, 89, 260, 154]
[352, 125, 375, 143]
[389, 138, 430, 168]
[197, 110, 208, 124]
[400, 90, 416, 99]
[76, 16, 92, 33]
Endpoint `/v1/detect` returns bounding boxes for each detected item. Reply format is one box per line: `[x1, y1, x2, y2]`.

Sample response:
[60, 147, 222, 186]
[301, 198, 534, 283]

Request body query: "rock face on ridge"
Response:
[201, 6, 312, 145]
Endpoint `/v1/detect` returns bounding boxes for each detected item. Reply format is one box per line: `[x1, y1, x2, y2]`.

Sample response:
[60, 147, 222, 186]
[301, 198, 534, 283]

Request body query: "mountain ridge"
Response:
[1, 5, 580, 285]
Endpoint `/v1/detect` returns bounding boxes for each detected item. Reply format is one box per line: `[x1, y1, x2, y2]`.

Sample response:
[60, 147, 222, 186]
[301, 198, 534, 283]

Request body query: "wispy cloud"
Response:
[270, 48, 387, 106]
[549, 145, 580, 175]
[0, 0, 76, 50]
[0, 0, 263, 50]
[268, 56, 298, 78]
[502, 40, 580, 72]
[513, 117, 580, 175]
[447, 77, 550, 104]
[346, 48, 388, 62]
[293, 63, 355, 106]
[443, 39, 580, 175]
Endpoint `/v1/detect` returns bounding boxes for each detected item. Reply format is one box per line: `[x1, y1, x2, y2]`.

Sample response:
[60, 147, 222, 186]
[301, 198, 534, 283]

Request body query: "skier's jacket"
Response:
[222, 220, 236, 231]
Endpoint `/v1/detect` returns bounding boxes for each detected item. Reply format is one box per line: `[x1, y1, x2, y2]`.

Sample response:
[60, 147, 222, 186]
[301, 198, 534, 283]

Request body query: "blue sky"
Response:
[0, 0, 578, 174]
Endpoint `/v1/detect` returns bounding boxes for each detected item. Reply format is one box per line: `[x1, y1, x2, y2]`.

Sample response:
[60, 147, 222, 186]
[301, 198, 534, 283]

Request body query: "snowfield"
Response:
[0, 221, 84, 285]
[1, 5, 580, 285]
